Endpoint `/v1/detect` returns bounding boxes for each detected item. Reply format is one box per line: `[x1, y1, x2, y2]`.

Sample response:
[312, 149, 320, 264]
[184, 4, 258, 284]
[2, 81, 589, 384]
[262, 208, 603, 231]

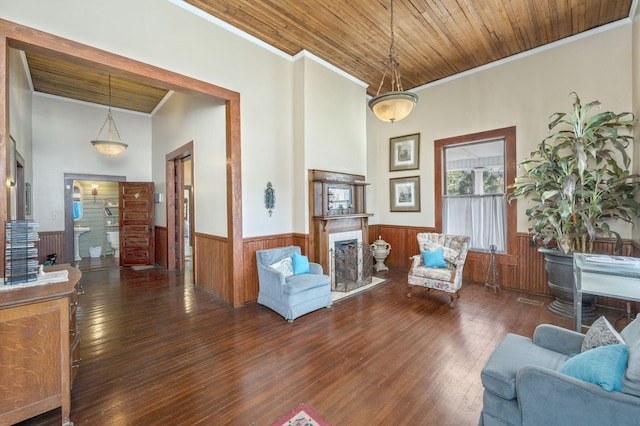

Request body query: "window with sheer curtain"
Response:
[435, 128, 516, 254]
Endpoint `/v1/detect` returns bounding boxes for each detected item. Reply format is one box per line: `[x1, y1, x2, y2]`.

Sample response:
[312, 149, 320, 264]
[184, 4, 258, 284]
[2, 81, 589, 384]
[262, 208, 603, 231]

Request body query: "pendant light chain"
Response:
[91, 73, 128, 156]
[389, 0, 404, 92]
[107, 75, 123, 142]
[374, 0, 405, 97]
[94, 74, 124, 142]
[367, 0, 419, 122]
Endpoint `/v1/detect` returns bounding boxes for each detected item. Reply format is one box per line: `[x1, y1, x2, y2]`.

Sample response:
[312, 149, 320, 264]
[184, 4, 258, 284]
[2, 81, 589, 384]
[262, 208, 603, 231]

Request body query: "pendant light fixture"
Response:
[368, 0, 418, 123]
[91, 74, 128, 156]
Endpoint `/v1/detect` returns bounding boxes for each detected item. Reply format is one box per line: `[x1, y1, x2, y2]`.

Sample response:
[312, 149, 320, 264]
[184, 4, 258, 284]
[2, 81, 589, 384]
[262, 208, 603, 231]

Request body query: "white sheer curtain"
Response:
[443, 194, 506, 252]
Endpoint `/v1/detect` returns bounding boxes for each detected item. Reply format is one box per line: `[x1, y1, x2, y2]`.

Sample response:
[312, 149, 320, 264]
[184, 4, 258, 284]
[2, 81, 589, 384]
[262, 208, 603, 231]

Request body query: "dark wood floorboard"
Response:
[17, 265, 606, 426]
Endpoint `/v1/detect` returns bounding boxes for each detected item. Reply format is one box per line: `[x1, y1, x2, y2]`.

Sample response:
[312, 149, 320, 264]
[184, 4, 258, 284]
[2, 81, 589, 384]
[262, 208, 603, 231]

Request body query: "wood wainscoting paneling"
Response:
[370, 226, 637, 313]
[369, 225, 435, 268]
[242, 233, 308, 303]
[194, 233, 231, 304]
[34, 231, 66, 264]
[155, 226, 168, 269]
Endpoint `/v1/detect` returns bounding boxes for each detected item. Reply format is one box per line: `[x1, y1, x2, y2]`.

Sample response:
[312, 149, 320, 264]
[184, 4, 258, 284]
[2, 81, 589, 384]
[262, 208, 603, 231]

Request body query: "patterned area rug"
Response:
[331, 276, 386, 302]
[270, 404, 330, 426]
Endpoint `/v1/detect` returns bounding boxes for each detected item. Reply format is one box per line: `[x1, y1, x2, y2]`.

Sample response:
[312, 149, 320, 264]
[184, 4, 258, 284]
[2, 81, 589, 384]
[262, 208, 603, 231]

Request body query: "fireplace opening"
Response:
[331, 239, 373, 292]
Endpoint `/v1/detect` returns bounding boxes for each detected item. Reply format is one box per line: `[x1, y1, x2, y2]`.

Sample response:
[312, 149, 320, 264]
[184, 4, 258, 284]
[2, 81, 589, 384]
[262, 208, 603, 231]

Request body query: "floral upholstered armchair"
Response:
[407, 233, 470, 308]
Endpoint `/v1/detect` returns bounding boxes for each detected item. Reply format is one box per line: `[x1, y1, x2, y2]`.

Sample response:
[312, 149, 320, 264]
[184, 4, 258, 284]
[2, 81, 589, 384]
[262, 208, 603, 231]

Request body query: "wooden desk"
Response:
[0, 265, 82, 426]
[573, 254, 640, 332]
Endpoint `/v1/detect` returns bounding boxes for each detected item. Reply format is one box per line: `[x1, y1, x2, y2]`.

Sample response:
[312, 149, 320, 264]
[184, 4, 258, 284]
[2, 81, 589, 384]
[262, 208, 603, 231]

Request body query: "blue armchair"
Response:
[256, 246, 332, 322]
[479, 323, 640, 425]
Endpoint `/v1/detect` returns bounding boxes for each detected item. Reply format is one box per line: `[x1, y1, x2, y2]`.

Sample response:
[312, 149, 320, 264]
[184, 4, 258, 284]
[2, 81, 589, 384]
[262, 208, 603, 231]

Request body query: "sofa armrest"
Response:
[533, 324, 584, 355]
[257, 263, 287, 298]
[517, 365, 640, 426]
[309, 262, 323, 275]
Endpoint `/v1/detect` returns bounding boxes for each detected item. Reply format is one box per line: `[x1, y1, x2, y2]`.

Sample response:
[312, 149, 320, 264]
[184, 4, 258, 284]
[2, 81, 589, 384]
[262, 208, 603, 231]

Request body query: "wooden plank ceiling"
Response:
[26, 53, 169, 114]
[26, 0, 633, 112]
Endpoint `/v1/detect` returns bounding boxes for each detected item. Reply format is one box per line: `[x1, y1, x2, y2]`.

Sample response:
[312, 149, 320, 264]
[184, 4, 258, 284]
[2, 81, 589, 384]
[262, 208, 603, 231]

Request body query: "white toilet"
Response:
[106, 231, 120, 258]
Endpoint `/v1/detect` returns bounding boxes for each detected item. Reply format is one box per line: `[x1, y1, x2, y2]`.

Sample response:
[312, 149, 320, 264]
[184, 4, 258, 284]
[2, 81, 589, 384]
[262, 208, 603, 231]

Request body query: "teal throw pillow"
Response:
[422, 249, 447, 268]
[293, 252, 310, 275]
[559, 344, 628, 392]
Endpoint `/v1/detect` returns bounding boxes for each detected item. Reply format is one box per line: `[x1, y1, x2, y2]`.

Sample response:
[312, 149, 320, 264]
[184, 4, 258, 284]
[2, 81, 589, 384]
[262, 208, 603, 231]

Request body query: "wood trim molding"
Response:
[434, 126, 517, 254]
[166, 142, 193, 271]
[0, 36, 7, 276]
[194, 232, 228, 243]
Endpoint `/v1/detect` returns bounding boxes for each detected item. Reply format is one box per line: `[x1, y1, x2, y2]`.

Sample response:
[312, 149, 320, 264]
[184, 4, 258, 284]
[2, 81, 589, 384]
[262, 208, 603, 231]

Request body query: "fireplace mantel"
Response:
[308, 169, 373, 273]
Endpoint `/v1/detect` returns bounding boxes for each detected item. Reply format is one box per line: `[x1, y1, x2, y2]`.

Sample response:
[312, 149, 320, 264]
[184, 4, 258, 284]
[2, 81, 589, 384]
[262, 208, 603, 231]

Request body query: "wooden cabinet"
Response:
[0, 265, 82, 426]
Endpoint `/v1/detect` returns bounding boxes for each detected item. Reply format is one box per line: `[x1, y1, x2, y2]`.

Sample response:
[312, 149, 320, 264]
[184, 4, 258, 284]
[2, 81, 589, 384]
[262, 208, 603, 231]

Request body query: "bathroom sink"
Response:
[73, 226, 90, 261]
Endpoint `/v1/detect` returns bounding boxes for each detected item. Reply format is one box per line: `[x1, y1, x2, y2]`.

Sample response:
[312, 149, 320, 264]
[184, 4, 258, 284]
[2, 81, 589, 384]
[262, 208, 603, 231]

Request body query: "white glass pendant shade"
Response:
[91, 110, 127, 156]
[91, 75, 128, 156]
[91, 140, 128, 156]
[368, 91, 418, 123]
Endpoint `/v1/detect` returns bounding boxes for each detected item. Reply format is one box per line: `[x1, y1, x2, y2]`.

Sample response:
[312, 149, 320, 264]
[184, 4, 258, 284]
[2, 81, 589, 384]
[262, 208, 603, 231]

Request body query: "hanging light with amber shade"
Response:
[368, 0, 418, 123]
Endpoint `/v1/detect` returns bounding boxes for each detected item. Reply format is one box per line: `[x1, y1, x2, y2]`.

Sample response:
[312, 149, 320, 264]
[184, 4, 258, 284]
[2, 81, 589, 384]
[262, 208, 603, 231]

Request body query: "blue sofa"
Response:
[479, 323, 640, 425]
[256, 246, 332, 322]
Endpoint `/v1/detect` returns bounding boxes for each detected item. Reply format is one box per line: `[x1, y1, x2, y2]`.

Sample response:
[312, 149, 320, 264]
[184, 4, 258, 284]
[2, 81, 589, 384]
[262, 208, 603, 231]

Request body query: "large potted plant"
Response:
[510, 93, 640, 319]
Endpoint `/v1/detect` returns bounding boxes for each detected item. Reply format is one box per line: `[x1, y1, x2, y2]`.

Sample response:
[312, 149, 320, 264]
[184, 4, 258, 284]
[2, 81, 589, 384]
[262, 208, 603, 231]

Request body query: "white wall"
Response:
[0, 0, 303, 239]
[32, 96, 152, 231]
[8, 49, 33, 220]
[151, 92, 227, 236]
[369, 24, 635, 240]
[296, 55, 369, 232]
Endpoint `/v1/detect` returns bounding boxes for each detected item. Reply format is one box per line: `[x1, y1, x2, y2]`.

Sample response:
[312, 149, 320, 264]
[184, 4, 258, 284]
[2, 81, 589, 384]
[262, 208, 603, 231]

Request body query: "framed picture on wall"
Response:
[389, 133, 420, 171]
[390, 176, 420, 212]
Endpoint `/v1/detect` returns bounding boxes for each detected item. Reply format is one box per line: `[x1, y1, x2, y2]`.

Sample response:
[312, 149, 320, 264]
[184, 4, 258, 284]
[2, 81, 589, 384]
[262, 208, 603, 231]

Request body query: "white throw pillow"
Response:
[422, 242, 460, 265]
[581, 316, 625, 352]
[269, 256, 294, 277]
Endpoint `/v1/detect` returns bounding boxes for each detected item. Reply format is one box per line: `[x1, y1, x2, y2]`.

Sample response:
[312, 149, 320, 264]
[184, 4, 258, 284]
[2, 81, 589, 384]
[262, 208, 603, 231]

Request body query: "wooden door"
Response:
[119, 182, 155, 266]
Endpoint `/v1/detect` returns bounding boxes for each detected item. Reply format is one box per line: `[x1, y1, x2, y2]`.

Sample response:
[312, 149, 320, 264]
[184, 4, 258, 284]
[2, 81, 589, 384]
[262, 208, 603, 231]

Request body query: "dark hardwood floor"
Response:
[18, 265, 595, 425]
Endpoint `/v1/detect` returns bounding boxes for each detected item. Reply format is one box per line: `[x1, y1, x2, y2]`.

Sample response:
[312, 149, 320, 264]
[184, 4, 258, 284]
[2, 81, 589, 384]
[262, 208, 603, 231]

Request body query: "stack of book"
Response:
[5, 220, 40, 285]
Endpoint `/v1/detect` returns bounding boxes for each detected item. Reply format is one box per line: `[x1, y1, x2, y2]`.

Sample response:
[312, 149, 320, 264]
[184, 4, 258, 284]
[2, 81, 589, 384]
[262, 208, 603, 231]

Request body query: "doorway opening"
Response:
[166, 142, 194, 275]
[64, 173, 126, 271]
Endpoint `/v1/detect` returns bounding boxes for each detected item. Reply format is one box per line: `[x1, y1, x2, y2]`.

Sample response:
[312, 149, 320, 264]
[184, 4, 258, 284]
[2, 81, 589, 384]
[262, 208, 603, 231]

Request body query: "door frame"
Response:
[0, 19, 244, 306]
[0, 19, 248, 307]
[166, 142, 193, 274]
[63, 173, 126, 265]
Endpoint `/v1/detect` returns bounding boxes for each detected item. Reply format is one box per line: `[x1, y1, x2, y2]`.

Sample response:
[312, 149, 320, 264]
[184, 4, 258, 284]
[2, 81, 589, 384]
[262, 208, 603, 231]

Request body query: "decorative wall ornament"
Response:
[264, 182, 276, 216]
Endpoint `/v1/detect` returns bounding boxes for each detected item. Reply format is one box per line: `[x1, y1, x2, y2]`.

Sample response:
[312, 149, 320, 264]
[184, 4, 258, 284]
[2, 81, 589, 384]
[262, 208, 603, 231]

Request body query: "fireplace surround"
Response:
[308, 170, 373, 275]
[330, 237, 373, 292]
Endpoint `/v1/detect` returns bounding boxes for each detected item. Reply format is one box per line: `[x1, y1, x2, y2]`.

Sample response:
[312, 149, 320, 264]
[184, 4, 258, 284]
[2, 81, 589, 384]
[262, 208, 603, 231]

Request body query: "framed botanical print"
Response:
[390, 176, 420, 212]
[389, 133, 420, 171]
